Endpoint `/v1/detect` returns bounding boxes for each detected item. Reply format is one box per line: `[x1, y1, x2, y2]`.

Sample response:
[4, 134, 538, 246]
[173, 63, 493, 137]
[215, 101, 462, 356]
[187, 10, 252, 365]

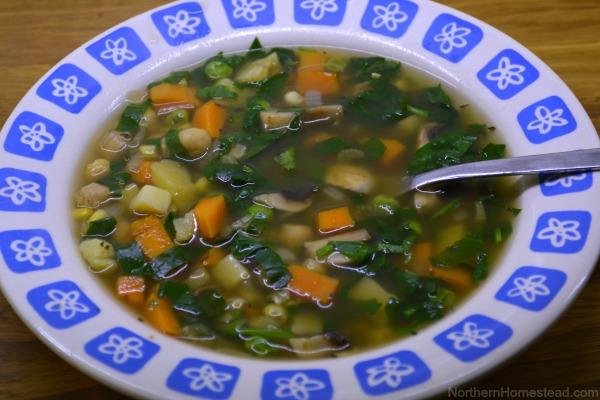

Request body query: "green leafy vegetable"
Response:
[85, 216, 116, 237]
[274, 147, 296, 170]
[362, 137, 387, 160]
[406, 129, 478, 175]
[116, 101, 150, 133]
[159, 281, 226, 317]
[198, 85, 239, 100]
[230, 234, 291, 288]
[96, 162, 131, 197]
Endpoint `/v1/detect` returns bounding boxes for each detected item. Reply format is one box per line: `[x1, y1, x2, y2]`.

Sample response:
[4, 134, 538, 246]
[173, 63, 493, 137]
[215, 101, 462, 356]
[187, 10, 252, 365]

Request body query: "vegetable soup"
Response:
[73, 38, 518, 359]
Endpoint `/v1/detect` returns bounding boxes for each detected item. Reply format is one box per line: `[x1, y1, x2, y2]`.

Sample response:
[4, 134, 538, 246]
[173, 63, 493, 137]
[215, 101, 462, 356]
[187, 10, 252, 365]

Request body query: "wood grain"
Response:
[0, 1, 599, 398]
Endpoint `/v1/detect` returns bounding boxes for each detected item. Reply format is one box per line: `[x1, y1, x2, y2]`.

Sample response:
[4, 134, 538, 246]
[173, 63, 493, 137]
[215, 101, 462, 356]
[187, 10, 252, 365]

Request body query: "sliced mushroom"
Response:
[305, 229, 371, 265]
[301, 104, 343, 127]
[75, 182, 111, 208]
[289, 332, 350, 359]
[260, 105, 344, 131]
[253, 192, 312, 213]
[98, 130, 132, 159]
[325, 163, 374, 194]
[416, 122, 445, 148]
[260, 110, 296, 131]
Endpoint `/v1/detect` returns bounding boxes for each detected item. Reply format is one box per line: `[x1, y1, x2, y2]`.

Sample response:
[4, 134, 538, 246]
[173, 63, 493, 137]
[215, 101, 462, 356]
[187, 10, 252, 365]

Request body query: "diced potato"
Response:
[79, 239, 117, 273]
[290, 310, 323, 336]
[185, 266, 212, 290]
[210, 254, 250, 290]
[347, 276, 392, 325]
[235, 52, 282, 83]
[129, 185, 172, 215]
[325, 164, 374, 194]
[280, 224, 314, 249]
[173, 211, 196, 242]
[150, 159, 197, 211]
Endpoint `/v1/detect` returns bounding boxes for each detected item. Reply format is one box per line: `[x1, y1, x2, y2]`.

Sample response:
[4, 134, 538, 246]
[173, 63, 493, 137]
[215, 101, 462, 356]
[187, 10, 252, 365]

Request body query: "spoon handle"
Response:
[410, 148, 600, 192]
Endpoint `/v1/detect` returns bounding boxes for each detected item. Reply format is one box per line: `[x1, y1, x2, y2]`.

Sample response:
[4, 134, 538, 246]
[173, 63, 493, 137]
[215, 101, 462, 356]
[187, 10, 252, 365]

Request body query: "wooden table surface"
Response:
[1, 1, 599, 399]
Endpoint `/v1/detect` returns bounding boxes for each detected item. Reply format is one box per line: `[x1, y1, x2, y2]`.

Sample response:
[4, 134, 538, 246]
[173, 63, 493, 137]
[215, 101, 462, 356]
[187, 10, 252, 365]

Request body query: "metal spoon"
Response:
[400, 148, 600, 194]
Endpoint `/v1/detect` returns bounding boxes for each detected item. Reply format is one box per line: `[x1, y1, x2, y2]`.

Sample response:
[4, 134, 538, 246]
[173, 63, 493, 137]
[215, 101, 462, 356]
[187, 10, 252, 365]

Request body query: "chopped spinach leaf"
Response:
[478, 143, 506, 161]
[116, 243, 150, 276]
[198, 84, 239, 100]
[430, 232, 484, 268]
[347, 57, 400, 81]
[116, 101, 150, 133]
[362, 137, 387, 160]
[406, 129, 478, 175]
[85, 216, 116, 237]
[149, 246, 188, 279]
[230, 234, 291, 288]
[96, 162, 131, 197]
[159, 281, 226, 317]
[312, 137, 349, 155]
[164, 129, 192, 161]
[147, 71, 190, 89]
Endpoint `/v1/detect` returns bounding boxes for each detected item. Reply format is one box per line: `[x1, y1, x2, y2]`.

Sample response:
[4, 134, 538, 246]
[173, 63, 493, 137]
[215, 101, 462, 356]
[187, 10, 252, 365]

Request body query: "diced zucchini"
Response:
[210, 254, 251, 290]
[150, 159, 197, 211]
[129, 185, 172, 215]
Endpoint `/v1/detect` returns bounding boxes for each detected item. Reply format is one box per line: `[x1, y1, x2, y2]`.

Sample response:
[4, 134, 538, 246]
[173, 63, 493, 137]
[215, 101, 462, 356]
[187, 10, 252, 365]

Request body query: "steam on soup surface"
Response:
[73, 39, 517, 359]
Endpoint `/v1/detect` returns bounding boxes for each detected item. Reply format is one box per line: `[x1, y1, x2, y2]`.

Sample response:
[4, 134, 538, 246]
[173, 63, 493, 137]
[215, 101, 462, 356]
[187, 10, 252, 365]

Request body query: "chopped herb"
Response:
[274, 147, 296, 170]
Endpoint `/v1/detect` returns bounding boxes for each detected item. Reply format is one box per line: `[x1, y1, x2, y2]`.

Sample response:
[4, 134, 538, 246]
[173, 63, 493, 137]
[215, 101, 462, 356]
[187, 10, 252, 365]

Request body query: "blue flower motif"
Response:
[274, 372, 326, 400]
[10, 235, 53, 267]
[495, 266, 567, 311]
[98, 334, 145, 364]
[232, 0, 268, 22]
[300, 0, 338, 21]
[100, 37, 137, 66]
